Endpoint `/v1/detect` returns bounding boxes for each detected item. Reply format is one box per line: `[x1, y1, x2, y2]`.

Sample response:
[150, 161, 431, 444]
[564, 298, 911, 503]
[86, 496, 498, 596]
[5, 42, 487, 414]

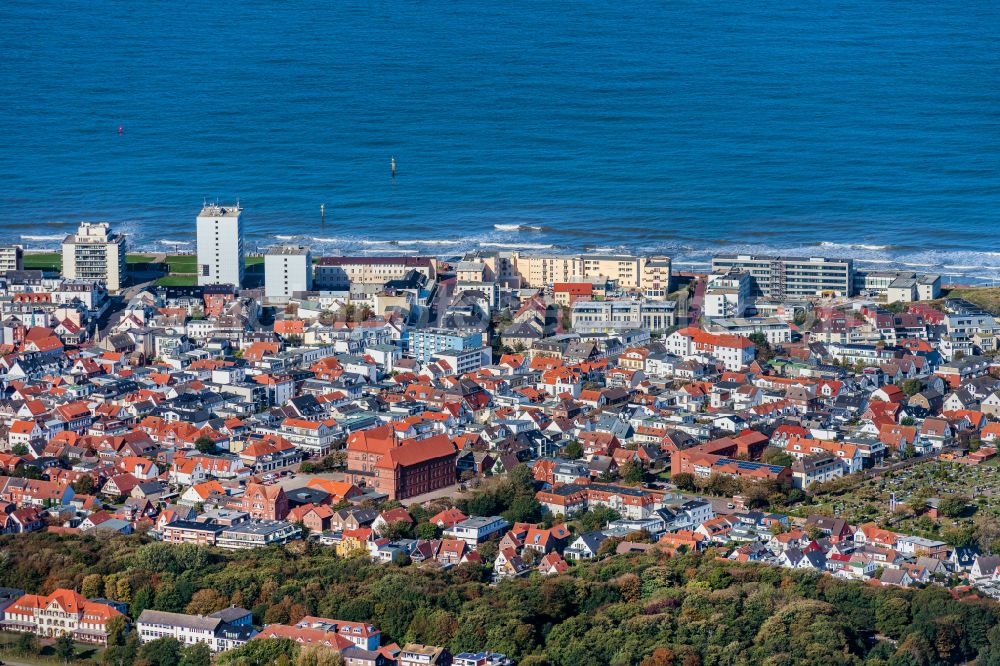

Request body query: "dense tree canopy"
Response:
[0, 533, 997, 666]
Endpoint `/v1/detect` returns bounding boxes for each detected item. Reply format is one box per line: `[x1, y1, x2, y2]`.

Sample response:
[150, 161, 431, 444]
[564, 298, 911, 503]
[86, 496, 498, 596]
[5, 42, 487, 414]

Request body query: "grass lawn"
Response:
[0, 631, 102, 666]
[125, 254, 157, 264]
[156, 275, 198, 286]
[164, 254, 197, 274]
[246, 256, 264, 266]
[935, 286, 1000, 315]
[22, 253, 61, 271]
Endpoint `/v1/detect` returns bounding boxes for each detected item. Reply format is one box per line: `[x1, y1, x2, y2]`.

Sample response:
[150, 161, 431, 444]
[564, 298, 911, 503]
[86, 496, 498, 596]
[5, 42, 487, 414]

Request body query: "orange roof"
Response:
[9, 420, 37, 435]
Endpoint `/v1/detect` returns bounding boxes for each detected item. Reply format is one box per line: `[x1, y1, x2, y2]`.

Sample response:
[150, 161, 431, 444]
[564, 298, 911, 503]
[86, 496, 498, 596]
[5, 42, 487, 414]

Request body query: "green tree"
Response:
[502, 496, 542, 524]
[672, 472, 696, 491]
[54, 635, 76, 664]
[900, 378, 922, 398]
[748, 332, 774, 360]
[72, 474, 96, 495]
[218, 639, 299, 665]
[106, 616, 128, 648]
[381, 520, 414, 541]
[562, 441, 583, 460]
[874, 594, 911, 640]
[139, 638, 182, 666]
[14, 632, 39, 656]
[194, 436, 216, 454]
[938, 495, 969, 518]
[132, 586, 154, 620]
[620, 460, 644, 485]
[415, 522, 440, 540]
[11, 443, 28, 456]
[178, 643, 211, 666]
[81, 573, 104, 598]
[761, 446, 794, 467]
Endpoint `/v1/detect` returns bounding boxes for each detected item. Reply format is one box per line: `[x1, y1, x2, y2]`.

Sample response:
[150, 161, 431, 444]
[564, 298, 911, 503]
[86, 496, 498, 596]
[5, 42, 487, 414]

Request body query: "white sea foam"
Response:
[361, 248, 418, 254]
[159, 240, 190, 246]
[493, 224, 543, 231]
[819, 241, 889, 251]
[21, 234, 64, 241]
[480, 242, 554, 250]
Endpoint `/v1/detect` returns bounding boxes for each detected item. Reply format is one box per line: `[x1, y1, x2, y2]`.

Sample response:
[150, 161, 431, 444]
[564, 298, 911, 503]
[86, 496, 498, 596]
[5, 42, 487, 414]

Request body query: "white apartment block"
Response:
[704, 271, 751, 318]
[708, 317, 792, 344]
[61, 222, 127, 292]
[313, 256, 436, 288]
[197, 204, 244, 287]
[265, 244, 312, 303]
[571, 299, 676, 334]
[712, 254, 853, 299]
[0, 245, 23, 272]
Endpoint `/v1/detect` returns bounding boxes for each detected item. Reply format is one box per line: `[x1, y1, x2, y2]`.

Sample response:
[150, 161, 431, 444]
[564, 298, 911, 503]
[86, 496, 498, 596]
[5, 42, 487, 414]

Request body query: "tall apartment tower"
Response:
[264, 244, 313, 303]
[61, 222, 127, 292]
[196, 203, 244, 287]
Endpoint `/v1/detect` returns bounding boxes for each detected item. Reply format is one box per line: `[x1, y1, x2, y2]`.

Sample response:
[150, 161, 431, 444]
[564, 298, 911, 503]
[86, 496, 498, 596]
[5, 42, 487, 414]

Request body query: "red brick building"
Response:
[347, 426, 457, 500]
[240, 482, 289, 520]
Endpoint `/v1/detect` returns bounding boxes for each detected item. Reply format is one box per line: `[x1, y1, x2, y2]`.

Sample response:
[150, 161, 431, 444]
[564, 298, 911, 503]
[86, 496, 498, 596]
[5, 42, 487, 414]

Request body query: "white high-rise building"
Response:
[61, 222, 127, 292]
[264, 244, 313, 303]
[196, 203, 244, 287]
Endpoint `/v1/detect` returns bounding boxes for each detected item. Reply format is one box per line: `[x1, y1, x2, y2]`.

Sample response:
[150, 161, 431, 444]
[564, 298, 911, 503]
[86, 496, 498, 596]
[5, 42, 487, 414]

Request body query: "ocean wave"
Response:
[480, 242, 554, 250]
[159, 240, 190, 246]
[818, 241, 889, 251]
[493, 224, 544, 232]
[21, 234, 64, 241]
[275, 234, 300, 240]
[361, 248, 418, 254]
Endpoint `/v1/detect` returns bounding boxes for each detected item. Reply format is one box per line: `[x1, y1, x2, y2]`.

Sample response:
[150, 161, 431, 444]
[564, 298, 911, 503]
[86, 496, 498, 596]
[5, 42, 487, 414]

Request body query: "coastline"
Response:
[16, 247, 991, 291]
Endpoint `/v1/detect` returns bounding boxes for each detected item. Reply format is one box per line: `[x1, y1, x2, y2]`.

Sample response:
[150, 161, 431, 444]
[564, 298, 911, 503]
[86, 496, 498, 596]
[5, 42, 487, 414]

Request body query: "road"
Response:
[688, 275, 706, 325]
[430, 277, 455, 327]
[96, 253, 168, 338]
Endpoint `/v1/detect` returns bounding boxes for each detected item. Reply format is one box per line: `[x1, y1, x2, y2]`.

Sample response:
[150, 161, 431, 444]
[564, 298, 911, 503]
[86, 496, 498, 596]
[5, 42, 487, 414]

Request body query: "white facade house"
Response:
[136, 609, 255, 653]
[197, 204, 244, 287]
[444, 516, 509, 547]
[62, 222, 127, 293]
[265, 244, 313, 304]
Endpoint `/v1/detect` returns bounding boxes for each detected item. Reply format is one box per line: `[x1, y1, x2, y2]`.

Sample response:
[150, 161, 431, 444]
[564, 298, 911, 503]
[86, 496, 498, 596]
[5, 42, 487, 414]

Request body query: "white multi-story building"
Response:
[708, 317, 792, 344]
[264, 244, 312, 303]
[196, 203, 244, 287]
[432, 346, 491, 375]
[704, 271, 751, 318]
[570, 299, 676, 334]
[136, 609, 255, 652]
[0, 245, 23, 272]
[444, 515, 509, 547]
[712, 254, 853, 299]
[61, 222, 127, 292]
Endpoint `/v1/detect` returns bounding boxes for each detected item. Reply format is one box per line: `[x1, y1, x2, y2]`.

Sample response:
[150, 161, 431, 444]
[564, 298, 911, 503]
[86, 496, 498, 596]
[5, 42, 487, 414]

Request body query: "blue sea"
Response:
[2, 1, 999, 281]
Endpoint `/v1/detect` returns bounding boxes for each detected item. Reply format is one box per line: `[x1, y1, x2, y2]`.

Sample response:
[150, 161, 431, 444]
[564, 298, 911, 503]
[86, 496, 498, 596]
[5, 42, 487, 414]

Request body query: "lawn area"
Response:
[125, 254, 157, 264]
[156, 275, 198, 287]
[937, 286, 1000, 315]
[22, 253, 61, 271]
[0, 631, 102, 666]
[164, 254, 197, 274]
[246, 256, 264, 266]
